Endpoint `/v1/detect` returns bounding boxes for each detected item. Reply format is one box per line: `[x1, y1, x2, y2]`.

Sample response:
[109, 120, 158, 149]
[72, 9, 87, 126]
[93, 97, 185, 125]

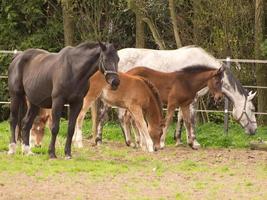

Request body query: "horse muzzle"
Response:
[245, 126, 257, 135]
[106, 74, 120, 90]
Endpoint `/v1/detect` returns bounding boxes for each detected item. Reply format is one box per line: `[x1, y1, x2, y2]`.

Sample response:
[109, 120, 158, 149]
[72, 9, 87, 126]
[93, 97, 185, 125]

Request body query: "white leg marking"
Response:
[21, 144, 35, 155]
[7, 143, 16, 155]
[73, 128, 83, 148]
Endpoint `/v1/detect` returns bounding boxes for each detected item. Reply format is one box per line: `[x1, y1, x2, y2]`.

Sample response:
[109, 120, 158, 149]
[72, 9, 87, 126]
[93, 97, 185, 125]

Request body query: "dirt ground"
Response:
[0, 142, 266, 200]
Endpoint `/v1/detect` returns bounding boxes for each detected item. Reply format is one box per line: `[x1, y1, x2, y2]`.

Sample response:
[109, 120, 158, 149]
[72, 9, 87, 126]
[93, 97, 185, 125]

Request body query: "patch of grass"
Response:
[175, 192, 189, 200]
[172, 159, 208, 174]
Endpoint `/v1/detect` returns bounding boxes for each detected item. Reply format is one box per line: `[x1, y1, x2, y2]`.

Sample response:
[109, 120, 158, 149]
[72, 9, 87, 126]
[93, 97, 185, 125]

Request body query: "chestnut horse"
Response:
[8, 41, 120, 158]
[29, 109, 51, 148]
[74, 71, 164, 152]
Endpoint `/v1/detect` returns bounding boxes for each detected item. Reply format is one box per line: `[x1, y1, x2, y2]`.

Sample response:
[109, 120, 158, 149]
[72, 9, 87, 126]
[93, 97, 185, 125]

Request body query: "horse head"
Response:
[232, 91, 257, 135]
[98, 41, 120, 90]
[207, 65, 225, 102]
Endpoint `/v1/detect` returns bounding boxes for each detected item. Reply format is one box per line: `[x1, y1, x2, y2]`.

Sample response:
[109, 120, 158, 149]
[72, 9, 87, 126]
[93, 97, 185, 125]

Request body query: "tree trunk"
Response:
[255, 0, 267, 125]
[128, 0, 165, 49]
[62, 0, 75, 46]
[136, 13, 145, 48]
[168, 0, 182, 48]
[142, 17, 165, 49]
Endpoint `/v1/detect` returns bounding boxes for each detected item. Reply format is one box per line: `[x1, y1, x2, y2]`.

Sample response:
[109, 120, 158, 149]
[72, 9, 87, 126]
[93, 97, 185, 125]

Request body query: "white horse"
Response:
[73, 45, 257, 148]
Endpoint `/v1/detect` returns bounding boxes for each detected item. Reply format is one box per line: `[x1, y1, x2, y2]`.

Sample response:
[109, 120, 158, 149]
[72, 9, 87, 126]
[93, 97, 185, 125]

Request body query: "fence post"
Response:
[224, 57, 231, 134]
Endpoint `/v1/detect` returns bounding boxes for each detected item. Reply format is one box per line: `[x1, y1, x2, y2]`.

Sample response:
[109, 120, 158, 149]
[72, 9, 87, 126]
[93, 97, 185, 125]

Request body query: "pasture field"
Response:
[0, 119, 266, 200]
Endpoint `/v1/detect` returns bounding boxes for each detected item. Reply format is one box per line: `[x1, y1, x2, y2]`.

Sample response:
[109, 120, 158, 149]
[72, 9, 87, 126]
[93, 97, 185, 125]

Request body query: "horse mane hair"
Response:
[224, 66, 248, 96]
[139, 77, 164, 119]
[180, 65, 217, 73]
[76, 41, 100, 49]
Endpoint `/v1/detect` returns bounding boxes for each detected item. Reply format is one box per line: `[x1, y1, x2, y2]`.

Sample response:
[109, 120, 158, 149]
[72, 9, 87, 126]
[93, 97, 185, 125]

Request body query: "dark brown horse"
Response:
[8, 41, 120, 159]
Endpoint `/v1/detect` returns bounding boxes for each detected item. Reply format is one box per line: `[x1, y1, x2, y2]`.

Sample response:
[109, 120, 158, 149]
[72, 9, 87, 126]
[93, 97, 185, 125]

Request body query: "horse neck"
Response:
[186, 70, 216, 94]
[69, 46, 101, 81]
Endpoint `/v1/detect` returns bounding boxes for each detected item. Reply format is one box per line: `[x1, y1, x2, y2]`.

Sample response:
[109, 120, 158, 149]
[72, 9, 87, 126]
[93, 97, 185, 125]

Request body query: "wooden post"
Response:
[224, 57, 231, 134]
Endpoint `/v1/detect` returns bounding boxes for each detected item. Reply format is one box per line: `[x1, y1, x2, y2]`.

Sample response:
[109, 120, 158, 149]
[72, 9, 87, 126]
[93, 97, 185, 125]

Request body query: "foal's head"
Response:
[30, 114, 49, 147]
[98, 41, 120, 90]
[207, 65, 225, 102]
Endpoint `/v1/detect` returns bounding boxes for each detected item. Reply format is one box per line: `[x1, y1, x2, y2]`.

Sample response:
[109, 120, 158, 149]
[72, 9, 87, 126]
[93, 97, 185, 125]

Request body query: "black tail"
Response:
[16, 97, 27, 142]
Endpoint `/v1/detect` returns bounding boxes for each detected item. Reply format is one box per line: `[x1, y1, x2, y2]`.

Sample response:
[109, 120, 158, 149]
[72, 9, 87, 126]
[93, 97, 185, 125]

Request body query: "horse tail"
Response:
[17, 96, 27, 142]
[139, 77, 163, 118]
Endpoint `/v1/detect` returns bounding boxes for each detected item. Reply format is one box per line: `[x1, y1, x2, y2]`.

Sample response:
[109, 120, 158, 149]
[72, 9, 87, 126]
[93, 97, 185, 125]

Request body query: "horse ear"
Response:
[216, 65, 225, 75]
[98, 41, 107, 51]
[248, 91, 257, 101]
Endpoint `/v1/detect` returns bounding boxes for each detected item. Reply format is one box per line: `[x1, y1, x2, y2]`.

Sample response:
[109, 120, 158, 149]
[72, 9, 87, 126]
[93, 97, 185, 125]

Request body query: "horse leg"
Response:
[118, 108, 134, 147]
[160, 103, 176, 149]
[49, 98, 64, 159]
[174, 110, 184, 146]
[65, 100, 83, 159]
[21, 103, 40, 155]
[130, 107, 154, 152]
[131, 119, 141, 148]
[94, 101, 109, 145]
[74, 99, 92, 148]
[8, 94, 22, 154]
[180, 105, 200, 150]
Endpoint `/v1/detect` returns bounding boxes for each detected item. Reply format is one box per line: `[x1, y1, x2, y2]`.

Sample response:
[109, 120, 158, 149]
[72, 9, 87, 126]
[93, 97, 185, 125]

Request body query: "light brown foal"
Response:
[122, 65, 225, 149]
[74, 71, 164, 152]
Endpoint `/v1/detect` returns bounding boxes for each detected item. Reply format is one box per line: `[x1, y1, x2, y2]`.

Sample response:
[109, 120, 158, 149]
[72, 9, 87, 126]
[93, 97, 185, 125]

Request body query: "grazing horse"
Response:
[29, 108, 51, 148]
[8, 41, 120, 159]
[87, 65, 224, 149]
[75, 46, 256, 149]
[117, 46, 257, 135]
[74, 71, 164, 152]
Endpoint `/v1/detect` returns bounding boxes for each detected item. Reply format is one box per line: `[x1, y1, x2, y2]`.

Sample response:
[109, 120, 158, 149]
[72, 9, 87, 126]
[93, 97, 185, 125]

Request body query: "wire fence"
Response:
[0, 50, 267, 128]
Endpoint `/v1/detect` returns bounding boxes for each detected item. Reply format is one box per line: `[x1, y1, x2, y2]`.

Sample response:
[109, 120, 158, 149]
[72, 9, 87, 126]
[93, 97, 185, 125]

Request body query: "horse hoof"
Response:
[21, 145, 34, 155]
[96, 140, 102, 146]
[49, 154, 57, 159]
[26, 151, 35, 156]
[7, 143, 16, 155]
[74, 141, 83, 148]
[189, 140, 201, 150]
[130, 142, 136, 148]
[175, 141, 183, 147]
[148, 148, 154, 153]
[65, 155, 72, 160]
[125, 141, 131, 147]
[160, 142, 165, 149]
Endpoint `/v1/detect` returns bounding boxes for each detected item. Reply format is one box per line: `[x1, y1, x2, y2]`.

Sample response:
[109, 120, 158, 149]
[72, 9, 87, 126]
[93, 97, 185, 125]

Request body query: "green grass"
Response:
[0, 118, 266, 200]
[1, 119, 267, 152]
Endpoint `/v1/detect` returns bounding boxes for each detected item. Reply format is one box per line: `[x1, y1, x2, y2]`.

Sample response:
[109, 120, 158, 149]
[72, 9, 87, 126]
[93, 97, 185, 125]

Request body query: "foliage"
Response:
[0, 0, 64, 120]
[261, 39, 267, 57]
[0, 0, 265, 122]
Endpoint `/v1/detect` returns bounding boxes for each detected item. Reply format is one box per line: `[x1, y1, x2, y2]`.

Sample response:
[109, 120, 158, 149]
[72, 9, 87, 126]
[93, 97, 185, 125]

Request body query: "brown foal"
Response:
[122, 65, 225, 149]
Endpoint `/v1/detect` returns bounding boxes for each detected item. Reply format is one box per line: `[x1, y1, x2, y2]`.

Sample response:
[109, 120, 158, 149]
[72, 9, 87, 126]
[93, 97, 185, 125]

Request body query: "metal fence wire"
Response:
[0, 50, 267, 133]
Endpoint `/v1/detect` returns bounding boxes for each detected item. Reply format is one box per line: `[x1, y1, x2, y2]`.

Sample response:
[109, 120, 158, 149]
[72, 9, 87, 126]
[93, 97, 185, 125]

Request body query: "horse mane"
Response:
[180, 65, 217, 73]
[76, 41, 100, 49]
[139, 77, 163, 118]
[225, 67, 248, 96]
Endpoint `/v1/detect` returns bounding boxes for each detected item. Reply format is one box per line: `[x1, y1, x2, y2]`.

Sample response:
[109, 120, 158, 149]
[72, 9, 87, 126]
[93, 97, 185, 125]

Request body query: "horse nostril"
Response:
[111, 78, 120, 90]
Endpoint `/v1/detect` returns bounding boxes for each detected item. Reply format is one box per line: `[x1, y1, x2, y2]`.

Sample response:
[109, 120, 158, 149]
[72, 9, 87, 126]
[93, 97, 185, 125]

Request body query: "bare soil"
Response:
[0, 141, 266, 200]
